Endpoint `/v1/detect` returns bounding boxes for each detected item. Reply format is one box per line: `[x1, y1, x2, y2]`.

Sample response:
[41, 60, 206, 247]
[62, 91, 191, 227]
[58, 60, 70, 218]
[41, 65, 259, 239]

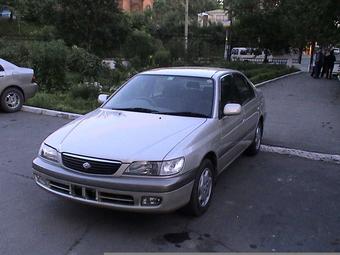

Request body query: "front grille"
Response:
[37, 176, 135, 206]
[62, 153, 121, 175]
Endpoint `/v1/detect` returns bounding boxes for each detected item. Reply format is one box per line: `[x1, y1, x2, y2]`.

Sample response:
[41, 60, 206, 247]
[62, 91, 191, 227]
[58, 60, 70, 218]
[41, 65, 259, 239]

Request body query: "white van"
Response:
[231, 47, 273, 62]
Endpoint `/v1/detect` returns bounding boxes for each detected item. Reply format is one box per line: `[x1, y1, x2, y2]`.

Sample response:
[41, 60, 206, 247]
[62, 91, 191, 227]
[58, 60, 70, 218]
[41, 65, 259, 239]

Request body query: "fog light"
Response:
[35, 174, 48, 186]
[141, 196, 162, 206]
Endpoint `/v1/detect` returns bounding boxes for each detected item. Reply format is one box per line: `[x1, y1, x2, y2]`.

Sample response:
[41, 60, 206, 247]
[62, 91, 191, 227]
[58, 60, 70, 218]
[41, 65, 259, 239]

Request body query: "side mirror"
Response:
[98, 94, 109, 104]
[223, 103, 242, 116]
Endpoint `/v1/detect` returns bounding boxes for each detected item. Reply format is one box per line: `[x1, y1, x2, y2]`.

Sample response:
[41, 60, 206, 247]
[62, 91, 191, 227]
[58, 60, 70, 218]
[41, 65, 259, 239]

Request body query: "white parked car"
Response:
[231, 47, 273, 62]
[33, 67, 266, 216]
[0, 59, 38, 112]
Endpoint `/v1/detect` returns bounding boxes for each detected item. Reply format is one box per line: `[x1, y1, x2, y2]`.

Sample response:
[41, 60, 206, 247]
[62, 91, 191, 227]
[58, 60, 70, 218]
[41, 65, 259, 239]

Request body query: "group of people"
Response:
[311, 49, 337, 79]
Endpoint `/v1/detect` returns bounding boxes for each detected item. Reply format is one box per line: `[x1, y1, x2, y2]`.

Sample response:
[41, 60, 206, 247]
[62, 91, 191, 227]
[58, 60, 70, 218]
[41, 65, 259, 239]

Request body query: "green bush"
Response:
[124, 30, 157, 67]
[67, 46, 102, 78]
[0, 42, 31, 67]
[154, 49, 171, 67]
[30, 40, 68, 91]
[70, 82, 101, 100]
[29, 25, 58, 41]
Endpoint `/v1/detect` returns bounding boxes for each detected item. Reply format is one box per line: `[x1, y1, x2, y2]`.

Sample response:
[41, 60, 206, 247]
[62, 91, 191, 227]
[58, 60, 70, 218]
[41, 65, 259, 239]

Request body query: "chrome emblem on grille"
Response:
[83, 162, 92, 169]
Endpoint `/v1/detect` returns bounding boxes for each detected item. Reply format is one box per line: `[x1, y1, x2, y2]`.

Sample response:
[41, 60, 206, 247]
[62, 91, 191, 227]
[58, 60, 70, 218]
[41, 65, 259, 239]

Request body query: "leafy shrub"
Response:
[124, 30, 156, 67]
[70, 82, 101, 100]
[29, 25, 58, 41]
[154, 49, 171, 67]
[0, 42, 31, 67]
[30, 40, 68, 91]
[67, 46, 102, 78]
[0, 40, 70, 91]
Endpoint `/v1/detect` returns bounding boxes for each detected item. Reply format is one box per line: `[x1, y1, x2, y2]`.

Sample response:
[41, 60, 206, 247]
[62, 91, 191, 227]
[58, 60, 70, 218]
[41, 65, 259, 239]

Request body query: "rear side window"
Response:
[0, 65, 4, 72]
[233, 74, 255, 105]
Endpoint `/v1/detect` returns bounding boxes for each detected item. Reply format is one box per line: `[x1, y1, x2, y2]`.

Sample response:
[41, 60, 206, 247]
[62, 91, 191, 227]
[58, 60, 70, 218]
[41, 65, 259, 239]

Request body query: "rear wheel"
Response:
[0, 87, 24, 113]
[185, 159, 214, 216]
[245, 121, 263, 156]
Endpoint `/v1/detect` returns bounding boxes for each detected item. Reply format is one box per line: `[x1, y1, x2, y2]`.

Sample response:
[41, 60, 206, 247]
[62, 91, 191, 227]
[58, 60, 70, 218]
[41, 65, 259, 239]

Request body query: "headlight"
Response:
[40, 143, 59, 163]
[124, 158, 185, 176]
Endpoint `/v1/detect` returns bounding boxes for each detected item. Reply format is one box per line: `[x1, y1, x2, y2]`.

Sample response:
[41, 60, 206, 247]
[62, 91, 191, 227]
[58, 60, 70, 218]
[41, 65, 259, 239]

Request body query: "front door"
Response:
[217, 74, 244, 173]
[233, 73, 259, 147]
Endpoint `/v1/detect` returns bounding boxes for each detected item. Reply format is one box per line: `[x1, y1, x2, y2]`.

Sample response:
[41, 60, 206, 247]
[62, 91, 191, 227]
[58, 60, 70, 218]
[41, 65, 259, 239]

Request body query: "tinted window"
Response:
[240, 50, 247, 55]
[0, 65, 4, 71]
[220, 75, 241, 113]
[233, 74, 255, 105]
[231, 49, 239, 55]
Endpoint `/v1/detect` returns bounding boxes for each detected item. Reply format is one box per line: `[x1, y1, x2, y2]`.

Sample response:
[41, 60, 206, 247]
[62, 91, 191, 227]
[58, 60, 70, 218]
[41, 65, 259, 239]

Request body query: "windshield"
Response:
[103, 75, 215, 118]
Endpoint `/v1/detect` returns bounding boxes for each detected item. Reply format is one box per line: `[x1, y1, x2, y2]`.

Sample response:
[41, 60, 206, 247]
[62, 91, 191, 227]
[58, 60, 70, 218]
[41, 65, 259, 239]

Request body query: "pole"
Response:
[184, 0, 189, 56]
[224, 9, 232, 61]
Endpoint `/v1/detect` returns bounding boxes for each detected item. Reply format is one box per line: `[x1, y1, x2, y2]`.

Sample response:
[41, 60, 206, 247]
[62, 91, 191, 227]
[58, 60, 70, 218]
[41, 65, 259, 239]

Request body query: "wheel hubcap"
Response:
[255, 126, 262, 150]
[5, 92, 20, 109]
[198, 168, 212, 207]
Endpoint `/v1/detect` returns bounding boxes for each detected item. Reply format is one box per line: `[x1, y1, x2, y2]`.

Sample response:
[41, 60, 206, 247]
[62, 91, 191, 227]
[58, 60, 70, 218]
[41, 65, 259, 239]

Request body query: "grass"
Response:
[26, 62, 299, 115]
[26, 92, 99, 115]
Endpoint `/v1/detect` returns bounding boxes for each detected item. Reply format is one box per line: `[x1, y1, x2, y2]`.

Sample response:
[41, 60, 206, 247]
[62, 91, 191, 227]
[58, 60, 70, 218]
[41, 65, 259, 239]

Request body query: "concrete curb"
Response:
[255, 71, 303, 87]
[22, 70, 303, 120]
[22, 105, 82, 120]
[261, 145, 340, 165]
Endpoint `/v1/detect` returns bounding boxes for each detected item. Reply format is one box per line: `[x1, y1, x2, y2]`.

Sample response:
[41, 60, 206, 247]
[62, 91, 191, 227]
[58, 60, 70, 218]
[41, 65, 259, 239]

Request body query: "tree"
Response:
[281, 0, 340, 47]
[280, 0, 340, 64]
[227, 0, 340, 63]
[123, 30, 158, 67]
[55, 0, 130, 56]
[228, 0, 290, 61]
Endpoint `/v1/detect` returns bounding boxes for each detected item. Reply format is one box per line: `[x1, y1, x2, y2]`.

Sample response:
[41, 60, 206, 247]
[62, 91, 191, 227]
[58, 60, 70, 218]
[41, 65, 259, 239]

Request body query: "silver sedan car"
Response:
[32, 67, 265, 216]
[0, 59, 38, 112]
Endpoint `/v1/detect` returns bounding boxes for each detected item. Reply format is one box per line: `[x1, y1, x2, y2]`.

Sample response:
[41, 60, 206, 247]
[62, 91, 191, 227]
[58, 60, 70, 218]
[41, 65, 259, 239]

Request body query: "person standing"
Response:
[314, 49, 324, 79]
[321, 50, 331, 78]
[326, 50, 336, 79]
[311, 51, 317, 77]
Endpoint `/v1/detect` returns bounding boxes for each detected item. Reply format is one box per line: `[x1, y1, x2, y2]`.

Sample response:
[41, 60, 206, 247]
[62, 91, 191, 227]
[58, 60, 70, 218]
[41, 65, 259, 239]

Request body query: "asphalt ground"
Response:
[261, 73, 340, 155]
[0, 74, 340, 254]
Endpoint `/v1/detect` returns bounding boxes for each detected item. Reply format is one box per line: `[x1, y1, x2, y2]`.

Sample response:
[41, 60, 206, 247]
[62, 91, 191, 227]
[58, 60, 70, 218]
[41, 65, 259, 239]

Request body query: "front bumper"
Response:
[32, 157, 195, 212]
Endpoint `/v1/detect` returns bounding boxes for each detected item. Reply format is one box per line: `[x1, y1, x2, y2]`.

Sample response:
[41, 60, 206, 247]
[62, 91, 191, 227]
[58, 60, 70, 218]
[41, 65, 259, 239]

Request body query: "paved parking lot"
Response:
[1, 74, 340, 254]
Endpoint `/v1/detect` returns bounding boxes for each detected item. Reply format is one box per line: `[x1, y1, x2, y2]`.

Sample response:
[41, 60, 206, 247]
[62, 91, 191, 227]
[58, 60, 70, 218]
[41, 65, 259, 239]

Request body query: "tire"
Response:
[245, 121, 263, 156]
[185, 159, 214, 217]
[0, 87, 24, 113]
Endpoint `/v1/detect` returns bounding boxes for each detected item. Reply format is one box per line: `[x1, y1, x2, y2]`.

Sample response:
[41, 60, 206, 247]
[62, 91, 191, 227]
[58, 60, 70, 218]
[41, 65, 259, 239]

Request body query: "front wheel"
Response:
[186, 159, 214, 216]
[0, 87, 24, 113]
[245, 122, 263, 156]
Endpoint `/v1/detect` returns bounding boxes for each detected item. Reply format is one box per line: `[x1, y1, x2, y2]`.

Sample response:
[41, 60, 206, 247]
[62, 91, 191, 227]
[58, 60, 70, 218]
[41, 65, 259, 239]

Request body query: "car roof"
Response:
[141, 67, 234, 78]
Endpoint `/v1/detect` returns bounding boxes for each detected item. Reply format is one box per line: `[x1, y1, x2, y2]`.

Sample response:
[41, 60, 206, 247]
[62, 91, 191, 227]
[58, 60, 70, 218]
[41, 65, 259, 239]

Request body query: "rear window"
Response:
[0, 65, 4, 71]
[0, 60, 18, 70]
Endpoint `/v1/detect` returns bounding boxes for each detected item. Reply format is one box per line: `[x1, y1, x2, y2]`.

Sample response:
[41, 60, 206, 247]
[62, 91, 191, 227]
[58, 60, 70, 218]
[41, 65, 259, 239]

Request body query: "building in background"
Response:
[197, 9, 230, 27]
[117, 0, 154, 12]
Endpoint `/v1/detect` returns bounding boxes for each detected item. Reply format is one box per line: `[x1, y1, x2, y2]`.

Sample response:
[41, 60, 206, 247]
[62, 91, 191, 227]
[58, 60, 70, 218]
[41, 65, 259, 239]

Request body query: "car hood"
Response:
[45, 109, 207, 162]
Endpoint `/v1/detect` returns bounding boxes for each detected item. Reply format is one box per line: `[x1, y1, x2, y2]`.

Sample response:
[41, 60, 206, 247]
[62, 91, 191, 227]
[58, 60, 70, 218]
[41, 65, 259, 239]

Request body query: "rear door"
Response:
[233, 73, 259, 147]
[217, 74, 245, 172]
[0, 64, 7, 90]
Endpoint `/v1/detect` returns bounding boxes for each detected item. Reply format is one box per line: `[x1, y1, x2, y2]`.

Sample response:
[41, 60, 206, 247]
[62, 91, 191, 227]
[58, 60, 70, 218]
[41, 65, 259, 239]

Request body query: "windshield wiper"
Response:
[112, 107, 159, 113]
[159, 112, 209, 118]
